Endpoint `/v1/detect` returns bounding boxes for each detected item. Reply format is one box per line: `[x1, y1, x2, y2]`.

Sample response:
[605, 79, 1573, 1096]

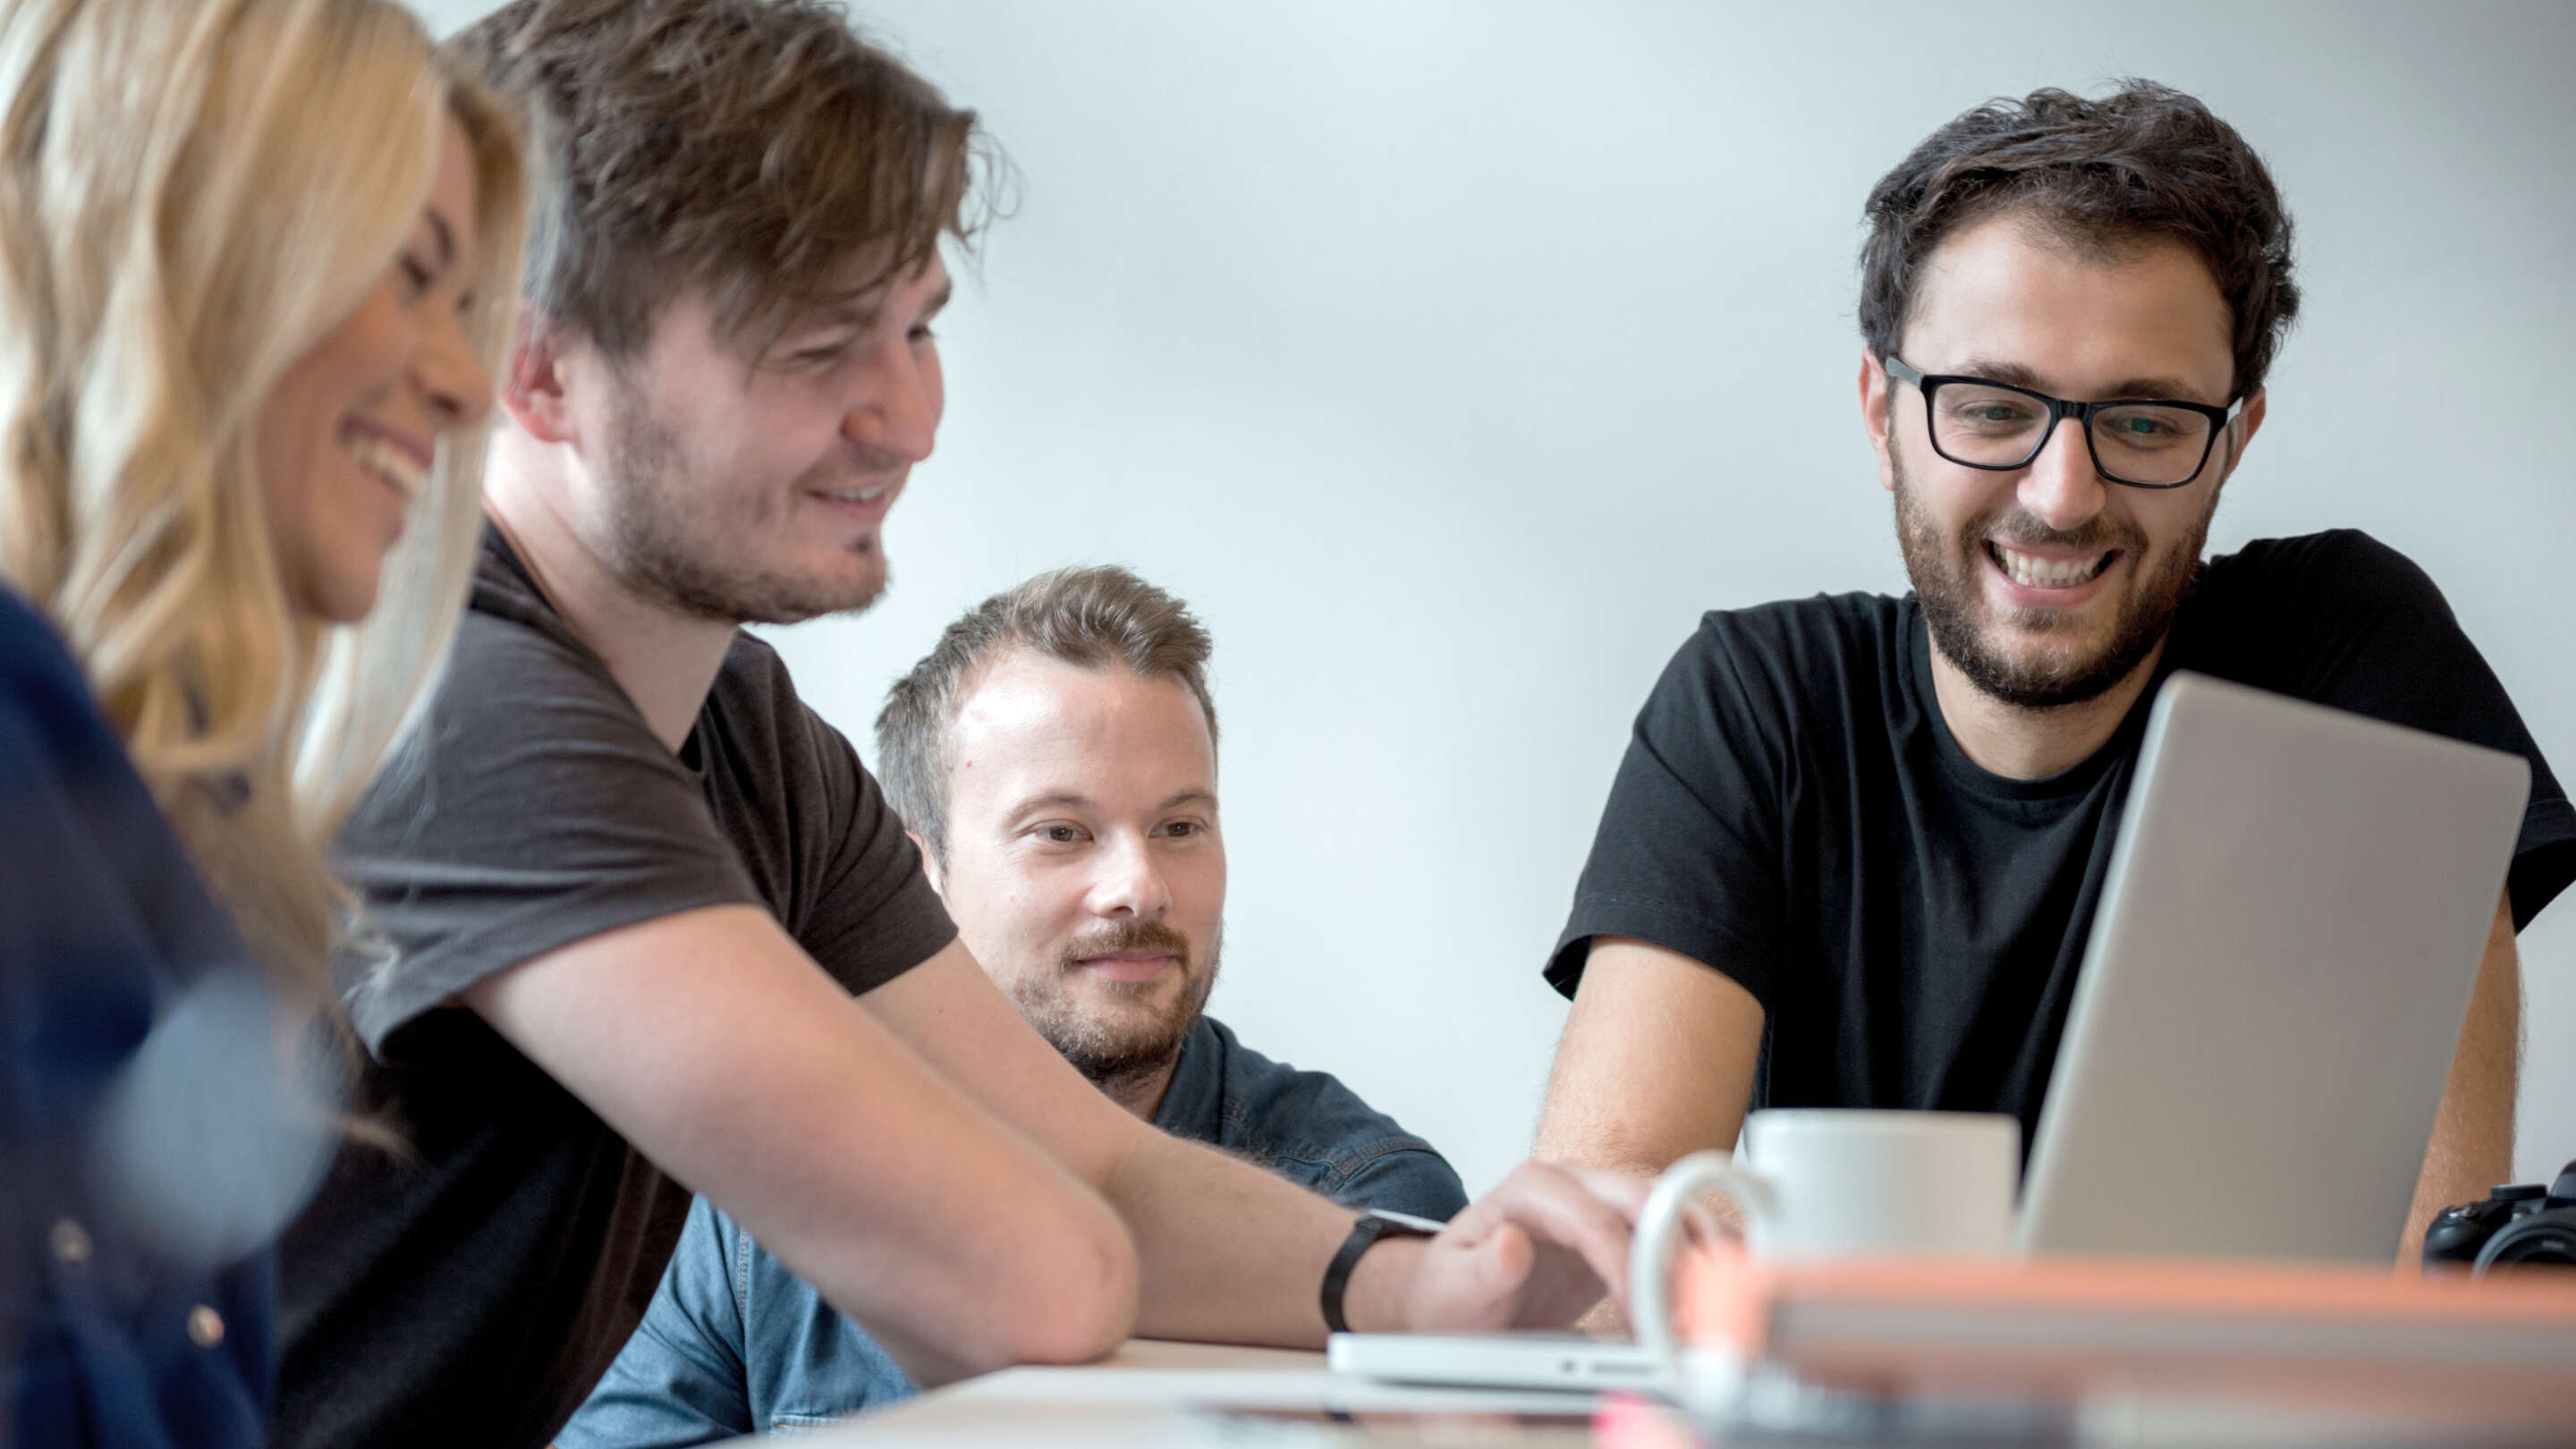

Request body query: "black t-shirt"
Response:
[1549, 531, 2576, 1157]
[274, 529, 957, 1449]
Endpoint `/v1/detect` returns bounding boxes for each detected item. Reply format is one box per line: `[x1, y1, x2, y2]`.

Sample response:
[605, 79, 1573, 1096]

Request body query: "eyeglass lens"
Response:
[1929, 382, 2214, 486]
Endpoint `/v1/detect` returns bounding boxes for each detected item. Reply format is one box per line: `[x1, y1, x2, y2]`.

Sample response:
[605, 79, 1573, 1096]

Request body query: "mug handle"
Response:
[1631, 1150, 1775, 1382]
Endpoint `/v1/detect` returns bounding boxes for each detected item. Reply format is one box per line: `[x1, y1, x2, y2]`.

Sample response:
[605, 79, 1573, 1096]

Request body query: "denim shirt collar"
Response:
[1148, 1015, 1226, 1140]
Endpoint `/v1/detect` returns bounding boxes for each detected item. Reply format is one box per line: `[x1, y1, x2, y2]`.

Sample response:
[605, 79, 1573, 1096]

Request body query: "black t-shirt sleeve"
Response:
[335, 608, 764, 1058]
[1547, 614, 1792, 1004]
[2197, 530, 2576, 930]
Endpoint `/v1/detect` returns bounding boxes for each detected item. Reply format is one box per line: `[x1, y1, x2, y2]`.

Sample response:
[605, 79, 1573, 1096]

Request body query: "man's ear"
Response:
[2220, 386, 2267, 478]
[502, 309, 580, 446]
[1858, 347, 1898, 495]
[906, 829, 944, 894]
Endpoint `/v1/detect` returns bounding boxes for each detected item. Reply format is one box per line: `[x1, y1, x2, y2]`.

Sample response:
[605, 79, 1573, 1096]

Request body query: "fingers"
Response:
[1404, 1160, 1657, 1330]
[1475, 1221, 1534, 1301]
[1462, 1160, 1640, 1317]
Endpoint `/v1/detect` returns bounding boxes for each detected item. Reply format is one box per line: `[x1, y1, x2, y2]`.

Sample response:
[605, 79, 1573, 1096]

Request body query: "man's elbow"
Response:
[996, 1207, 1139, 1368]
[936, 1201, 1137, 1377]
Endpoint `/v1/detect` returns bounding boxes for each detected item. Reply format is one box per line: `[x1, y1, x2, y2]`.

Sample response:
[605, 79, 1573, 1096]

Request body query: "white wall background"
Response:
[422, 1, 2576, 1196]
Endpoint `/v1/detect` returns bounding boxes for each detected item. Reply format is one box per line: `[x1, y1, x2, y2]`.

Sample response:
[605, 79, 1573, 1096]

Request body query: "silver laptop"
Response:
[2015, 671, 2527, 1261]
[1338, 670, 2529, 1390]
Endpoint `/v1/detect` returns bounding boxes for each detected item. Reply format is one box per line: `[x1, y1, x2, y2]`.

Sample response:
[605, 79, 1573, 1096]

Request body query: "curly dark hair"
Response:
[1859, 80, 2298, 401]
[448, 0, 1003, 360]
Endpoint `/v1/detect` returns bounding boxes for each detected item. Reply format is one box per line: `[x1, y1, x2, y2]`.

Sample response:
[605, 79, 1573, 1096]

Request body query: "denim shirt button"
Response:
[188, 1305, 226, 1349]
[49, 1217, 91, 1266]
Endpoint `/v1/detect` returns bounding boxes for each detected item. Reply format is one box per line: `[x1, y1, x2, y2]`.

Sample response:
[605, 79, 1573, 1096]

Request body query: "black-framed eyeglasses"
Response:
[1884, 355, 2244, 489]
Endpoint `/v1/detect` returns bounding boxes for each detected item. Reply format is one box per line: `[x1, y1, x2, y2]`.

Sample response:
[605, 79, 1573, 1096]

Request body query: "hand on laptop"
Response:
[1389, 1161, 1648, 1331]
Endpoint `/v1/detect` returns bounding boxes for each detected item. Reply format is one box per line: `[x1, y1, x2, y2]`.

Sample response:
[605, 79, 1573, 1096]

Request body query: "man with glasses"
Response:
[1533, 80, 2576, 1263]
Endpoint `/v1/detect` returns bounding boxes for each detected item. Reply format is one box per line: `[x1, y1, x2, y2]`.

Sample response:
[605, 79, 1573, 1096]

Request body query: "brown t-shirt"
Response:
[274, 528, 956, 1449]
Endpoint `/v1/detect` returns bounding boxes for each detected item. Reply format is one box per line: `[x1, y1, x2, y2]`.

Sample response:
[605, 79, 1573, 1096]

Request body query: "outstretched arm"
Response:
[861, 945, 1649, 1344]
[465, 911, 1140, 1386]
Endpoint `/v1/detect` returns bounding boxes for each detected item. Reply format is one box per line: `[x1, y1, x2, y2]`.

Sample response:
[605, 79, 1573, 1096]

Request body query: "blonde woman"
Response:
[0, 0, 521, 1442]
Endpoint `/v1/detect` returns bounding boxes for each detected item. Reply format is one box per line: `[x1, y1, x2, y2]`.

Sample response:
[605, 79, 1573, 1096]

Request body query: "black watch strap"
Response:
[1319, 1209, 1441, 1335]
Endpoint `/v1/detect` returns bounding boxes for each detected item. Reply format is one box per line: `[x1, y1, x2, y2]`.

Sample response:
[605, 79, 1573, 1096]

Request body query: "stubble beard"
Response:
[1892, 445, 2213, 712]
[597, 374, 890, 627]
[1007, 919, 1223, 1096]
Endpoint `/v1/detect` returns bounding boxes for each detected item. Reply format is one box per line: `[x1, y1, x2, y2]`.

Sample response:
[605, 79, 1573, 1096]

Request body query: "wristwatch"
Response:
[1318, 1208, 1444, 1334]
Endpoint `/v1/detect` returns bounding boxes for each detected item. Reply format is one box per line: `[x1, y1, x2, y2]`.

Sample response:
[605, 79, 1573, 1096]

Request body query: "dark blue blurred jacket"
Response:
[2, 589, 284, 1449]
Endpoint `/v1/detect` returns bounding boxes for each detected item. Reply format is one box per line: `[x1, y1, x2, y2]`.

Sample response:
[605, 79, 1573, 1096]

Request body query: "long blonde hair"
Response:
[0, 0, 525, 1012]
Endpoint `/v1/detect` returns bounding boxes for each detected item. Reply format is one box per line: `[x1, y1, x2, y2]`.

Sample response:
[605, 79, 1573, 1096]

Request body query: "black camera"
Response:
[2422, 1160, 2576, 1275]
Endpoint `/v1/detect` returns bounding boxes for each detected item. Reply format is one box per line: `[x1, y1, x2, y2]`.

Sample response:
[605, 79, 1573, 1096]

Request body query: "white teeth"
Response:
[826, 485, 890, 504]
[1995, 545, 2109, 589]
[351, 436, 426, 502]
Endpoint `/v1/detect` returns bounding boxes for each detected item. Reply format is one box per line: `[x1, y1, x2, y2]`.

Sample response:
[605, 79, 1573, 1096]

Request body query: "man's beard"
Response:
[597, 374, 889, 626]
[1007, 919, 1222, 1093]
[1892, 445, 2211, 712]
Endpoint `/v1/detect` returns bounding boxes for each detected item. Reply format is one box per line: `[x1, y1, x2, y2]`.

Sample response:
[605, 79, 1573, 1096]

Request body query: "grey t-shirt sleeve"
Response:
[336, 606, 763, 1057]
[705, 636, 955, 996]
[800, 723, 955, 992]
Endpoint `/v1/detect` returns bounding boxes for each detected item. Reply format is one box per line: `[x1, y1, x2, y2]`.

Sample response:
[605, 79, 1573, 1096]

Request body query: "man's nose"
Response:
[2017, 415, 2109, 533]
[1088, 835, 1171, 920]
[843, 337, 936, 465]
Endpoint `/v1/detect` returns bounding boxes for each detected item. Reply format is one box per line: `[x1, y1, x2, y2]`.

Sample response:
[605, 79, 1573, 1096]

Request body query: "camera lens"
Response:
[2473, 1212, 2576, 1275]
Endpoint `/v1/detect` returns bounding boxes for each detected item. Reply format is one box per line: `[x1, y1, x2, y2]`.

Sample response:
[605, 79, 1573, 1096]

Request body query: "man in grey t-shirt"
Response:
[276, 7, 1646, 1448]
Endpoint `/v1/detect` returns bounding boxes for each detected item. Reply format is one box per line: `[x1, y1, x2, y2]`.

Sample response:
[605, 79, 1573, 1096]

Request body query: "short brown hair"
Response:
[448, 0, 998, 360]
[877, 566, 1217, 861]
[1859, 79, 2298, 400]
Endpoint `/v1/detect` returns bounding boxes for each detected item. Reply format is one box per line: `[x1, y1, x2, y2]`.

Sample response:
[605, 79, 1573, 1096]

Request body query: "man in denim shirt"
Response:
[562, 567, 1466, 1445]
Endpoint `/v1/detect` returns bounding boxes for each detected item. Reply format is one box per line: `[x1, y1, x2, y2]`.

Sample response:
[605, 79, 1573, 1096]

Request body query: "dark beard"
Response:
[1010, 919, 1222, 1093]
[597, 372, 888, 626]
[1893, 446, 2209, 711]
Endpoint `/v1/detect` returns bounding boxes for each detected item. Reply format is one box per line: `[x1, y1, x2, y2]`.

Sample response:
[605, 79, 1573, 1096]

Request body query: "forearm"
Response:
[1533, 1099, 1683, 1186]
[862, 949, 1375, 1345]
[1535, 938, 1763, 1179]
[2401, 897, 2521, 1256]
[1535, 942, 1770, 1335]
[471, 913, 1139, 1384]
[1101, 1128, 1394, 1346]
[867, 945, 1639, 1343]
[1097, 1130, 1642, 1343]
[1537, 1063, 1724, 1343]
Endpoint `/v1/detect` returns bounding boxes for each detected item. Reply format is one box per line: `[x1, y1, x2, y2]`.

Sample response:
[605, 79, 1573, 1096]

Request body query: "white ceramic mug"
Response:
[1629, 1109, 2021, 1383]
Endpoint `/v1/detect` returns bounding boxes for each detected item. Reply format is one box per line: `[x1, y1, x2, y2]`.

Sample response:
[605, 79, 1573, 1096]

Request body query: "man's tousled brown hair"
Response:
[877, 566, 1217, 863]
[448, 0, 1000, 360]
[1860, 79, 2298, 400]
